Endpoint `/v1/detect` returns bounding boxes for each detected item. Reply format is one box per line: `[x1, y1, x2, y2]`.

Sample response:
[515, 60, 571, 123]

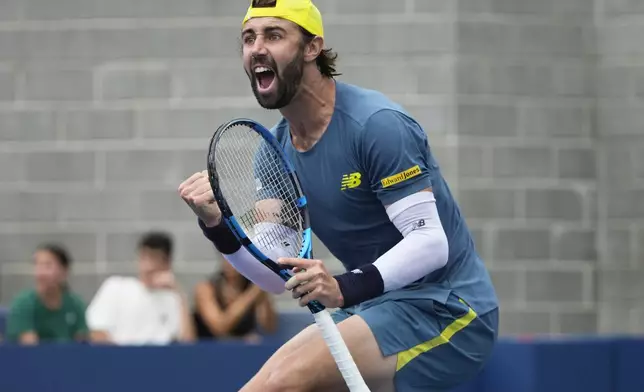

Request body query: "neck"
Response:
[279, 72, 336, 152]
[38, 286, 62, 308]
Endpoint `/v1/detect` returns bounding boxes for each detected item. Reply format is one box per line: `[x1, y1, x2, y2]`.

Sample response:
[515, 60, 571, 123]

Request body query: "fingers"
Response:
[278, 257, 316, 270]
[290, 279, 317, 300]
[297, 287, 322, 307]
[177, 170, 222, 227]
[179, 172, 213, 204]
[178, 171, 205, 194]
[280, 258, 340, 308]
[285, 274, 300, 291]
[285, 269, 318, 291]
[191, 182, 215, 205]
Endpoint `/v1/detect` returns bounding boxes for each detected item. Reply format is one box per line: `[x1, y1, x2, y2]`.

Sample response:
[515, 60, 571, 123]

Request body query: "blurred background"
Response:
[0, 0, 642, 391]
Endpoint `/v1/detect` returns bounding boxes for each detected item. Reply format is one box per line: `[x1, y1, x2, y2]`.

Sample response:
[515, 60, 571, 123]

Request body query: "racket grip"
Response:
[313, 311, 371, 392]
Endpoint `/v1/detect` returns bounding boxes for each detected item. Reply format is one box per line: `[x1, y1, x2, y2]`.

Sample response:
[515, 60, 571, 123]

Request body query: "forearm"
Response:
[89, 330, 114, 344]
[207, 289, 262, 336]
[177, 292, 196, 342]
[335, 191, 449, 308]
[18, 332, 38, 345]
[198, 218, 286, 294]
[256, 297, 277, 333]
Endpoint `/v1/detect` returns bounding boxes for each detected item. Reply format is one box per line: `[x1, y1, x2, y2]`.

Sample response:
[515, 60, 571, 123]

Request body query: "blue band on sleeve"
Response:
[334, 263, 384, 308]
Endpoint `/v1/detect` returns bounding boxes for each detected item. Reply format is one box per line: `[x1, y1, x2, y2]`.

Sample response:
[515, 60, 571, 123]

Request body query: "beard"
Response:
[247, 48, 305, 110]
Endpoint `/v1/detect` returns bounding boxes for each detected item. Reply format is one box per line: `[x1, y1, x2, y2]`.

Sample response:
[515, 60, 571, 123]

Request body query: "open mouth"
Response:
[254, 66, 276, 92]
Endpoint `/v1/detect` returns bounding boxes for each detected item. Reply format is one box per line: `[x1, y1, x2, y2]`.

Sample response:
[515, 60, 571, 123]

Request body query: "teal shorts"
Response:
[331, 292, 499, 392]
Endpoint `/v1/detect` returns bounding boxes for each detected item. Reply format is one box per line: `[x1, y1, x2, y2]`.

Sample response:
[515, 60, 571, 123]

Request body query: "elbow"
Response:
[415, 228, 449, 276]
[432, 230, 449, 270]
[205, 319, 234, 337]
[206, 324, 226, 337]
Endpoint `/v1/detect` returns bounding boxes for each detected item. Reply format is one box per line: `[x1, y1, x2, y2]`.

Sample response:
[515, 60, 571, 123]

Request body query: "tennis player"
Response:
[178, 0, 499, 391]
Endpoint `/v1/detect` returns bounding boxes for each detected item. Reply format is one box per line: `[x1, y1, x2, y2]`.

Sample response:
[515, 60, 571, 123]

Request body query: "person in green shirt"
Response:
[6, 243, 89, 344]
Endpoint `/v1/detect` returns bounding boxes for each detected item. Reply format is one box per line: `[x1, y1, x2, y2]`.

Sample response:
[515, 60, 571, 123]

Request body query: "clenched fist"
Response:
[178, 170, 222, 227]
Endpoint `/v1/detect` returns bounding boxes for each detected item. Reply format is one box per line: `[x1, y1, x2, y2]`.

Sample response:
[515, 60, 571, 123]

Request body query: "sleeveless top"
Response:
[193, 273, 258, 339]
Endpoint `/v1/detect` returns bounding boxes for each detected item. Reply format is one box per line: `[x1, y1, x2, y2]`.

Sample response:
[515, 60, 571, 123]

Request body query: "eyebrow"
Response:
[241, 25, 288, 37]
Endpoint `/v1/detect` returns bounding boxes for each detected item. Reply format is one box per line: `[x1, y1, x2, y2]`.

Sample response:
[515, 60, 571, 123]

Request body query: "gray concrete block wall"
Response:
[0, 0, 641, 336]
[453, 0, 598, 334]
[595, 0, 644, 334]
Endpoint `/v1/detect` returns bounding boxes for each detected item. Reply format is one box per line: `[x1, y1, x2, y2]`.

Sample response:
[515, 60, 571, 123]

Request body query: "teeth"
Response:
[255, 66, 270, 73]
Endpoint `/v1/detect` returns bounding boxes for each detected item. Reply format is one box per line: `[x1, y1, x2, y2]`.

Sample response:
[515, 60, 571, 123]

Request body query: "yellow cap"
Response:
[242, 0, 324, 38]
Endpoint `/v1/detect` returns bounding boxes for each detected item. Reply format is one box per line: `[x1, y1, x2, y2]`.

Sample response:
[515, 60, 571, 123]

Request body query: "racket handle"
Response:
[313, 311, 371, 392]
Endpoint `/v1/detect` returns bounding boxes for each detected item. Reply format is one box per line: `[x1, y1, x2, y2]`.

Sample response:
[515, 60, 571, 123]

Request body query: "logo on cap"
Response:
[252, 0, 277, 8]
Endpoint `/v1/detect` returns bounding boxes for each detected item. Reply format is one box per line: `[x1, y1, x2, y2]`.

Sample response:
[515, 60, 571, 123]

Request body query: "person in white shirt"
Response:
[86, 232, 195, 345]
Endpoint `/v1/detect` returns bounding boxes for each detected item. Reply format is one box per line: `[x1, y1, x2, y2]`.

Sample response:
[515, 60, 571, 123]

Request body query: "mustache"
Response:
[250, 55, 277, 71]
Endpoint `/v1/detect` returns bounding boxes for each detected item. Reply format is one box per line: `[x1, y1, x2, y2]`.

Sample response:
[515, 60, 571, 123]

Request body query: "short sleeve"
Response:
[71, 296, 89, 337]
[6, 292, 36, 341]
[361, 109, 434, 206]
[86, 277, 119, 332]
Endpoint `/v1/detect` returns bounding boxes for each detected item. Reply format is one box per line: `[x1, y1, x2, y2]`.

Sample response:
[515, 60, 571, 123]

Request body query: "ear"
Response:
[303, 36, 324, 63]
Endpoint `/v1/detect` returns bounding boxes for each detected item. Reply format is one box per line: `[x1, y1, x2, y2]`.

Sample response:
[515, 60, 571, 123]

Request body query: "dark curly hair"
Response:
[298, 27, 341, 78]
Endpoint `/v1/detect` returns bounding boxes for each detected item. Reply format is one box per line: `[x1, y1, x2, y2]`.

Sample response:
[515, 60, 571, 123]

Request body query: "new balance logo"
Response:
[411, 219, 426, 231]
[341, 172, 361, 190]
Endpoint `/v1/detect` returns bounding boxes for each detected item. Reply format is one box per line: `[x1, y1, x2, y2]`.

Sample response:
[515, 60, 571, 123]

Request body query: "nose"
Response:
[249, 34, 269, 57]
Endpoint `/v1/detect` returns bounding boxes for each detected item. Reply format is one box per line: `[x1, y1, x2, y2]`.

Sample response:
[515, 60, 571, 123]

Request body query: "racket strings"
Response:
[214, 125, 304, 259]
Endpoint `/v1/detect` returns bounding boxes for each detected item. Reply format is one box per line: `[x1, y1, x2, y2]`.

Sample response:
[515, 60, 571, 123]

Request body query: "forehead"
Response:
[242, 17, 299, 34]
[34, 250, 56, 262]
[139, 247, 169, 261]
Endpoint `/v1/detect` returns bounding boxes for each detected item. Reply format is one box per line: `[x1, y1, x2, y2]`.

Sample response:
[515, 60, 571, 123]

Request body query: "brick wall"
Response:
[0, 0, 641, 336]
[595, 0, 644, 334]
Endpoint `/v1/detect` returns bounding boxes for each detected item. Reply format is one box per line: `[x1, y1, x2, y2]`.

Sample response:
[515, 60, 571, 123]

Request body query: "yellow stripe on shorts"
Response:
[396, 300, 478, 372]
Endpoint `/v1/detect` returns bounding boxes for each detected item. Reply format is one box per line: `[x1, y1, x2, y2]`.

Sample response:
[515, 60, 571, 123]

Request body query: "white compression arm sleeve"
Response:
[223, 247, 286, 294]
[373, 191, 449, 292]
[222, 222, 301, 295]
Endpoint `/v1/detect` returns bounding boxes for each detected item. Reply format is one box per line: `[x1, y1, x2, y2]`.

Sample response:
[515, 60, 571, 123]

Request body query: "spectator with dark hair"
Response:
[6, 244, 88, 344]
[86, 231, 195, 345]
[193, 259, 277, 343]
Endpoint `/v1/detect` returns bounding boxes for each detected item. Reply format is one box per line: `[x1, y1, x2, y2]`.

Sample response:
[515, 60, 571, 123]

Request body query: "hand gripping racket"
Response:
[207, 118, 370, 392]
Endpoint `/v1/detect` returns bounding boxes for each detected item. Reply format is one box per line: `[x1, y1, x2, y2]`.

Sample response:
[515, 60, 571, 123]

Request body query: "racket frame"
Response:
[207, 118, 321, 313]
[207, 117, 371, 392]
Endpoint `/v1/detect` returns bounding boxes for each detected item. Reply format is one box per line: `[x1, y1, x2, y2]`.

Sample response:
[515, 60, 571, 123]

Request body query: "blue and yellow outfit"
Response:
[271, 81, 499, 391]
[244, 1, 499, 390]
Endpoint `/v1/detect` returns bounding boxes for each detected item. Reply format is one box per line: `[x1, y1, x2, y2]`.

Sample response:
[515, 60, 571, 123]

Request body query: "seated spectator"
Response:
[86, 231, 195, 345]
[193, 259, 277, 342]
[6, 244, 88, 344]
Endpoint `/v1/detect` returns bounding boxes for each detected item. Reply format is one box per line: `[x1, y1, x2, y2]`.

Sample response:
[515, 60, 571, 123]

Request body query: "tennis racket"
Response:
[207, 118, 370, 392]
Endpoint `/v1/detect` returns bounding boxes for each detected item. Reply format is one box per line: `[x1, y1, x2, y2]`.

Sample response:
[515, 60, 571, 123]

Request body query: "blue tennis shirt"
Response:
[268, 80, 498, 316]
